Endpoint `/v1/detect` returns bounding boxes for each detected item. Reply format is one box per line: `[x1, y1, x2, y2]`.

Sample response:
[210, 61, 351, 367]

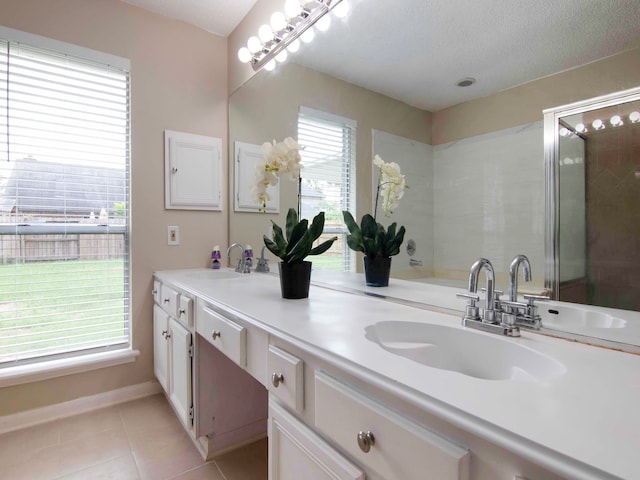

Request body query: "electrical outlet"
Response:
[168, 226, 180, 245]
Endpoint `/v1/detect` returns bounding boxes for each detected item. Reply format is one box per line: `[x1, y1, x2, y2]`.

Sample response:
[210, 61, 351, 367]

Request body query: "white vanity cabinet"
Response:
[269, 398, 365, 480]
[152, 280, 194, 431]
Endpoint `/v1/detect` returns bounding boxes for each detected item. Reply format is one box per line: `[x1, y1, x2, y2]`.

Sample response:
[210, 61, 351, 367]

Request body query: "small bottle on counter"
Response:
[211, 246, 221, 269]
[244, 245, 254, 269]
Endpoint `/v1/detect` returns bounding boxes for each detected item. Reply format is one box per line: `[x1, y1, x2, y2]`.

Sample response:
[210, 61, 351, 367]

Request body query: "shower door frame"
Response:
[543, 85, 640, 299]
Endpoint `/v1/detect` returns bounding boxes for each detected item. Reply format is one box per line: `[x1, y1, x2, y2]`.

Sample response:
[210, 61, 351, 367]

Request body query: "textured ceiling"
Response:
[120, 0, 258, 36]
[122, 0, 640, 111]
[290, 0, 640, 110]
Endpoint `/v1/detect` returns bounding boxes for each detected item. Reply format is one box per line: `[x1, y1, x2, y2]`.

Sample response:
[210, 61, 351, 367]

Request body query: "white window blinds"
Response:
[298, 107, 356, 271]
[0, 31, 130, 366]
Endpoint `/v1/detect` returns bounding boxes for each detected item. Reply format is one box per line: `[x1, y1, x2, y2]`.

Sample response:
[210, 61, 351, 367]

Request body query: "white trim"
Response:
[0, 379, 160, 435]
[299, 105, 358, 128]
[0, 348, 140, 388]
[0, 25, 130, 70]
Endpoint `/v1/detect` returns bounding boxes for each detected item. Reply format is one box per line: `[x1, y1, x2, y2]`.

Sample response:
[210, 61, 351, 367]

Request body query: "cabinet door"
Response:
[269, 399, 365, 480]
[169, 317, 193, 429]
[153, 305, 170, 393]
[165, 130, 222, 211]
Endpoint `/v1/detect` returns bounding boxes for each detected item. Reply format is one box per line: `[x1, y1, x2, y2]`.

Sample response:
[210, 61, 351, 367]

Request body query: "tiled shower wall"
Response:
[584, 108, 640, 311]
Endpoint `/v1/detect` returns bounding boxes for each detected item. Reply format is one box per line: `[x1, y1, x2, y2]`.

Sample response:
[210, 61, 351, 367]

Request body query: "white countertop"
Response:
[155, 268, 640, 480]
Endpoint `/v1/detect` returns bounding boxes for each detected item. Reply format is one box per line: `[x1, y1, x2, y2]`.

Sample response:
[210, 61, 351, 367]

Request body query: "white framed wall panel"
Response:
[234, 141, 279, 213]
[165, 130, 223, 211]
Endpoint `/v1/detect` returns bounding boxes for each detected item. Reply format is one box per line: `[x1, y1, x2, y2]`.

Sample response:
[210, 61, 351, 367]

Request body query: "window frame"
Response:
[0, 26, 132, 374]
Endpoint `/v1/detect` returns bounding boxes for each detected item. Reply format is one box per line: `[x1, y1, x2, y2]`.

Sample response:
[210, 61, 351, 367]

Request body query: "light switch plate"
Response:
[168, 226, 180, 245]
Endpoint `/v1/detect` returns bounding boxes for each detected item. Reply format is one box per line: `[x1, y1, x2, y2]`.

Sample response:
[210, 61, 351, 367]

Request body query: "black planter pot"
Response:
[364, 256, 391, 287]
[278, 261, 312, 299]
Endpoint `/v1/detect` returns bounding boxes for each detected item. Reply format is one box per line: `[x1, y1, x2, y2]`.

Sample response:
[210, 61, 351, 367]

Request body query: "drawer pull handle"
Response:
[152, 289, 157, 295]
[179, 308, 186, 315]
[271, 373, 284, 388]
[211, 330, 221, 340]
[162, 330, 171, 339]
[163, 298, 170, 304]
[357, 431, 375, 453]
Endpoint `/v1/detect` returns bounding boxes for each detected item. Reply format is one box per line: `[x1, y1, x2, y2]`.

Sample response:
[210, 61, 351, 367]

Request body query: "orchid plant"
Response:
[252, 137, 302, 212]
[343, 155, 408, 258]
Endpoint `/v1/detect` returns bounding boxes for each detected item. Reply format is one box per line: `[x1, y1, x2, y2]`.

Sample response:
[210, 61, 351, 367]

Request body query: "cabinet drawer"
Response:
[315, 371, 470, 480]
[178, 295, 194, 327]
[267, 345, 303, 413]
[197, 304, 246, 366]
[160, 284, 179, 317]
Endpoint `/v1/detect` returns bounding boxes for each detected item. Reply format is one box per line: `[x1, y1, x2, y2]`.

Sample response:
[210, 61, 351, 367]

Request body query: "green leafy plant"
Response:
[342, 211, 405, 258]
[264, 208, 337, 263]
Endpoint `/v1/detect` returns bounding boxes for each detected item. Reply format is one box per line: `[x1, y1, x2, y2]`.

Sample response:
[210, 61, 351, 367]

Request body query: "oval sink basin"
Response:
[539, 304, 626, 329]
[184, 270, 242, 280]
[365, 321, 565, 382]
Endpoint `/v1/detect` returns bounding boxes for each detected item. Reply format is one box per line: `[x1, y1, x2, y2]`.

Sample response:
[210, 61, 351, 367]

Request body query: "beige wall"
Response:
[229, 62, 431, 257]
[0, 0, 228, 415]
[433, 47, 640, 144]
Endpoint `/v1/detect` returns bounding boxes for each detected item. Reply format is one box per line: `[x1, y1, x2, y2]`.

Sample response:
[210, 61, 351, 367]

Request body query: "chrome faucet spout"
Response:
[226, 243, 245, 272]
[508, 254, 532, 301]
[468, 258, 495, 322]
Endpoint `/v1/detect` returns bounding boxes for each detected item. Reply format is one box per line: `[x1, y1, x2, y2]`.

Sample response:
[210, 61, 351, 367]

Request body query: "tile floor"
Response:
[0, 393, 268, 480]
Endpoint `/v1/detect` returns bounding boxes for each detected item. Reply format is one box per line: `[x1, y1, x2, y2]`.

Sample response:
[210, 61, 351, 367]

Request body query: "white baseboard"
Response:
[0, 380, 162, 435]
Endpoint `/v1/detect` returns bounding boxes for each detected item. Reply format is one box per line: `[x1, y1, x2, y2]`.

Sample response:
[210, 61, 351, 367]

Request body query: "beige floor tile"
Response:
[132, 437, 205, 480]
[0, 419, 61, 468]
[118, 394, 177, 435]
[54, 427, 132, 478]
[214, 439, 268, 480]
[54, 453, 140, 480]
[168, 462, 226, 480]
[57, 406, 124, 445]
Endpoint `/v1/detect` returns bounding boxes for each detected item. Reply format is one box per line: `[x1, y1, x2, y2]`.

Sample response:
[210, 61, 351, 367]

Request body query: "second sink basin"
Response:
[539, 304, 626, 329]
[365, 321, 566, 382]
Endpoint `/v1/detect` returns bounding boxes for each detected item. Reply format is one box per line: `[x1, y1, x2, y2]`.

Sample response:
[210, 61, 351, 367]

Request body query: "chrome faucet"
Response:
[227, 243, 247, 273]
[508, 254, 531, 302]
[457, 258, 520, 337]
[468, 258, 497, 323]
[255, 245, 270, 273]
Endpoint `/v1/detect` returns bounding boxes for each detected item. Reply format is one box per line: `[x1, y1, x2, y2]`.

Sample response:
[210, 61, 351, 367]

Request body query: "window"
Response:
[0, 29, 130, 367]
[298, 107, 356, 271]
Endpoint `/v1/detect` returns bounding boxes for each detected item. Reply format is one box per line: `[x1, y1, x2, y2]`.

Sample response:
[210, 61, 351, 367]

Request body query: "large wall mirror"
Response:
[229, 0, 640, 346]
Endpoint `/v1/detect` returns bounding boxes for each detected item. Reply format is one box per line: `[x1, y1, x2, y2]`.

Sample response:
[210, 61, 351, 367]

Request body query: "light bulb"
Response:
[300, 27, 315, 43]
[284, 0, 302, 18]
[332, 1, 349, 18]
[276, 49, 288, 63]
[629, 111, 640, 123]
[237, 47, 252, 63]
[316, 15, 331, 31]
[271, 11, 287, 31]
[592, 119, 604, 130]
[287, 39, 300, 53]
[258, 24, 274, 43]
[264, 59, 276, 71]
[610, 115, 623, 127]
[559, 127, 570, 137]
[575, 123, 586, 133]
[247, 36, 262, 54]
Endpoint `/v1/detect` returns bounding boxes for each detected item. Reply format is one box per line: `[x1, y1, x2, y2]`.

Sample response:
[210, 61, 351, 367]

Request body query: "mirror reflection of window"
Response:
[297, 107, 356, 272]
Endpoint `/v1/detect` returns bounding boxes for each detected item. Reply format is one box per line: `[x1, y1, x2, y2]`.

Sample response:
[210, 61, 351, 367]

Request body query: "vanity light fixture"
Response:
[592, 119, 604, 130]
[238, 0, 345, 72]
[629, 111, 640, 123]
[575, 123, 587, 133]
[610, 115, 623, 127]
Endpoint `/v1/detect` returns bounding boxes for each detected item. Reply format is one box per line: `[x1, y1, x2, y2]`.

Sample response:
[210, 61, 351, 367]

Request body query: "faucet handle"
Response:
[456, 292, 481, 322]
[523, 294, 550, 305]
